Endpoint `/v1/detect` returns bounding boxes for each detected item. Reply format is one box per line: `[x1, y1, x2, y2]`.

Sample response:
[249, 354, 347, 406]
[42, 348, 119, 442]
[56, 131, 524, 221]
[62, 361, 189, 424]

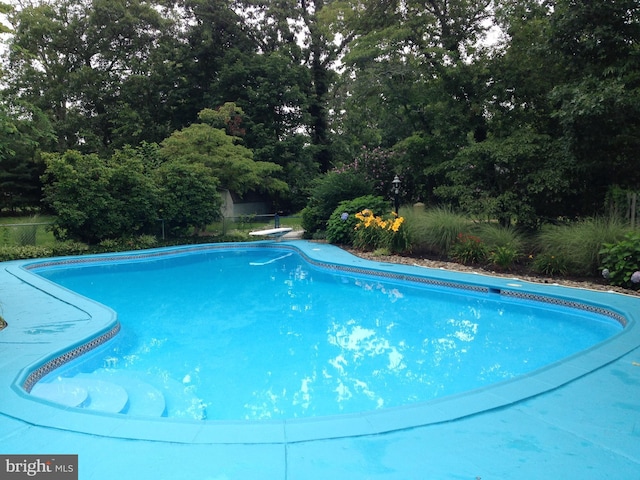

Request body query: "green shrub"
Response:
[0, 245, 53, 261]
[532, 253, 569, 276]
[301, 171, 373, 235]
[599, 231, 640, 288]
[326, 195, 389, 245]
[42, 150, 162, 243]
[534, 217, 629, 276]
[94, 235, 160, 253]
[131, 235, 159, 250]
[449, 233, 487, 265]
[402, 206, 471, 256]
[216, 231, 251, 242]
[96, 239, 120, 253]
[52, 241, 90, 256]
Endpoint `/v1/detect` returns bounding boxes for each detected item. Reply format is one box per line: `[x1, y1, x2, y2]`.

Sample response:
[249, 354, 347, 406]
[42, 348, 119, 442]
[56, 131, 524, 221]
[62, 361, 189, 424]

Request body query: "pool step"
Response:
[31, 378, 89, 407]
[31, 371, 204, 419]
[76, 370, 166, 417]
[76, 378, 129, 413]
[31, 377, 128, 413]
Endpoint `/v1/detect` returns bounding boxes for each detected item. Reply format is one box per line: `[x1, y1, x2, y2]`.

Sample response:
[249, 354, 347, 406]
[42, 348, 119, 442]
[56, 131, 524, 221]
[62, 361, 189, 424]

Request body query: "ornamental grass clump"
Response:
[402, 206, 469, 256]
[535, 217, 629, 276]
[476, 223, 526, 271]
[353, 209, 410, 253]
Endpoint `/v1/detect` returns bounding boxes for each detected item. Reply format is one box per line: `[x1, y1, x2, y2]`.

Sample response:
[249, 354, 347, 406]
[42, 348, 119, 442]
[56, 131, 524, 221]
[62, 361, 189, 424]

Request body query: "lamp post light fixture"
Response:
[392, 175, 401, 215]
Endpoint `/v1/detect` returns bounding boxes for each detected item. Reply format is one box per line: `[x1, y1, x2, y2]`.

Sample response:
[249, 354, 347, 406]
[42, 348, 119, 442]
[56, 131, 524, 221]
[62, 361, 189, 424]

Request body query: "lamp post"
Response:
[392, 175, 401, 215]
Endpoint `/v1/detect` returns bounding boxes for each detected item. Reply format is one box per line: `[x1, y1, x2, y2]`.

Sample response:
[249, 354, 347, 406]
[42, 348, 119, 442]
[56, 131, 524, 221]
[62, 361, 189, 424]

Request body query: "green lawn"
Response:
[204, 215, 303, 236]
[0, 214, 303, 247]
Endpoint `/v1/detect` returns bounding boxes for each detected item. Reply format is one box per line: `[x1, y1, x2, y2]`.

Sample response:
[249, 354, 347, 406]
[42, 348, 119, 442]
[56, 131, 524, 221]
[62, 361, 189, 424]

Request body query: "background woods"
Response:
[0, 0, 638, 233]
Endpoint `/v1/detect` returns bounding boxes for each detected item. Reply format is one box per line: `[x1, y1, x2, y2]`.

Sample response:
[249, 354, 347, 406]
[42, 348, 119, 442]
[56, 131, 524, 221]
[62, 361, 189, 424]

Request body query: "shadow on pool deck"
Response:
[1, 241, 639, 479]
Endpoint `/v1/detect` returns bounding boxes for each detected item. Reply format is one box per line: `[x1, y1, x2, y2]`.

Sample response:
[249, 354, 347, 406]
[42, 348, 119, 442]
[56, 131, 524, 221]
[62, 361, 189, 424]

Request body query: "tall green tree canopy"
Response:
[4, 0, 174, 155]
[159, 108, 288, 197]
[1, 0, 639, 228]
[548, 0, 640, 212]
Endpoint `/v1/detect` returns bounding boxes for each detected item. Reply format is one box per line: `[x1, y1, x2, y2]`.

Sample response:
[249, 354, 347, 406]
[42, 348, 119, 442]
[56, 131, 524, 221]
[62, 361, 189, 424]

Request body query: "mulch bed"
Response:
[345, 248, 640, 297]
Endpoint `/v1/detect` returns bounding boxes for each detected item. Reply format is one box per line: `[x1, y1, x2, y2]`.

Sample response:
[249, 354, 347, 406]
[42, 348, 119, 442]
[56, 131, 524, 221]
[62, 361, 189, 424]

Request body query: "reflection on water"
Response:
[34, 248, 621, 420]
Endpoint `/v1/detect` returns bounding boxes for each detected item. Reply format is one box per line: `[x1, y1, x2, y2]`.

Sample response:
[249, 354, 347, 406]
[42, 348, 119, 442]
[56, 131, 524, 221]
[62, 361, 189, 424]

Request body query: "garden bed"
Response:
[346, 248, 640, 297]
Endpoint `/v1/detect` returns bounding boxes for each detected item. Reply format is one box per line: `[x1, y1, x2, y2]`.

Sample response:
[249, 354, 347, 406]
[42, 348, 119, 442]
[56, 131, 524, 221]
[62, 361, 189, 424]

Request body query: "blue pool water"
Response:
[32, 247, 621, 421]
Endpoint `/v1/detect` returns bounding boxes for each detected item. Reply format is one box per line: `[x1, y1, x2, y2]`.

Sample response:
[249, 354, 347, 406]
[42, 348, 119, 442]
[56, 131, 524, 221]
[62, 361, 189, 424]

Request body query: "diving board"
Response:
[249, 227, 293, 240]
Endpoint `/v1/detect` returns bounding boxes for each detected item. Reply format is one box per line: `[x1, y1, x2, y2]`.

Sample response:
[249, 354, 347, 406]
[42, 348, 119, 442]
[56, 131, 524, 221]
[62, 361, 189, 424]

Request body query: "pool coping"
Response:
[1, 240, 640, 445]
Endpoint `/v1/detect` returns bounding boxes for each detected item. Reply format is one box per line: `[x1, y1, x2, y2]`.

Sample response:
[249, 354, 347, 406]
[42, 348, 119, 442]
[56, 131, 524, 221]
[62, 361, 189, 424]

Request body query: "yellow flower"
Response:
[390, 217, 404, 232]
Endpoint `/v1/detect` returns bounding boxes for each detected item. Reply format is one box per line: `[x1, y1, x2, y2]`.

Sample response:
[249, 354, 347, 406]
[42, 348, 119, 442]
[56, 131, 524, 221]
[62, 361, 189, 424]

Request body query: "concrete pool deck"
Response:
[1, 241, 640, 479]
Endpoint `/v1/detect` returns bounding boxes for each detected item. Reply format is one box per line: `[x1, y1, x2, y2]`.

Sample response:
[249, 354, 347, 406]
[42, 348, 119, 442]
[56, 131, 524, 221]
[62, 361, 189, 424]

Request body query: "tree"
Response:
[4, 0, 175, 155]
[155, 161, 222, 237]
[335, 0, 498, 203]
[173, 0, 256, 126]
[214, 50, 317, 211]
[41, 149, 160, 242]
[235, 0, 367, 172]
[0, 2, 12, 34]
[159, 108, 288, 197]
[548, 0, 640, 213]
[0, 99, 55, 211]
[435, 128, 573, 227]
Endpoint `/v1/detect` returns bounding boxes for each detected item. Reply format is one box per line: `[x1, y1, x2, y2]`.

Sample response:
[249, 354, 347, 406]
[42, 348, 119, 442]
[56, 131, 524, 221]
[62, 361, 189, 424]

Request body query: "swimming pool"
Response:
[28, 246, 620, 422]
[4, 241, 640, 445]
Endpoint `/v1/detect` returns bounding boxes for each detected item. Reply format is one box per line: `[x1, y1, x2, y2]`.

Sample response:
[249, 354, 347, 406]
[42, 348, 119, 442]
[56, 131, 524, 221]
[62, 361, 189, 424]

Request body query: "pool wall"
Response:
[1, 240, 639, 445]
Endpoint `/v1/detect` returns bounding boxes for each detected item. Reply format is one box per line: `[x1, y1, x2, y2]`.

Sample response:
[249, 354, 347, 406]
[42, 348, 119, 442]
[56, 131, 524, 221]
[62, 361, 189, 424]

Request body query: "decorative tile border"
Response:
[301, 254, 490, 293]
[500, 290, 627, 327]
[22, 323, 121, 393]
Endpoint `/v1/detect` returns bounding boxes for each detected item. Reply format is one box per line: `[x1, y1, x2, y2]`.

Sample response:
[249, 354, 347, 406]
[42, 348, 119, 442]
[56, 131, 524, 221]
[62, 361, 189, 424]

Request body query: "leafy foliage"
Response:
[0, 102, 54, 211]
[547, 0, 640, 212]
[159, 111, 288, 197]
[41, 146, 223, 242]
[326, 195, 390, 245]
[600, 232, 640, 289]
[333, 147, 399, 198]
[488, 246, 520, 271]
[0, 245, 53, 261]
[154, 161, 222, 237]
[435, 128, 573, 228]
[301, 171, 374, 235]
[1, 0, 640, 233]
[532, 253, 569, 277]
